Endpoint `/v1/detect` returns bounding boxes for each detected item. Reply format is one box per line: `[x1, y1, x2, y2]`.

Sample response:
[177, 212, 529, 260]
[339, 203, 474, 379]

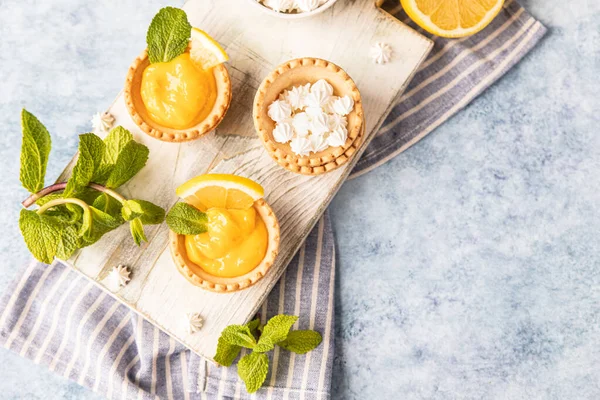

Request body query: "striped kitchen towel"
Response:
[0, 2, 546, 399]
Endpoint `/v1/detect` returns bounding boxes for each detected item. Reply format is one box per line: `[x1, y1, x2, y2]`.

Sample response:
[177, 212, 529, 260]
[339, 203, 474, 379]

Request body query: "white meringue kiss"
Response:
[295, 0, 321, 12]
[284, 85, 308, 110]
[264, 0, 294, 12]
[268, 99, 292, 122]
[292, 112, 311, 136]
[310, 134, 329, 153]
[290, 137, 312, 156]
[310, 112, 330, 136]
[311, 79, 334, 97]
[327, 125, 348, 147]
[332, 95, 354, 116]
[305, 90, 331, 109]
[328, 113, 347, 131]
[273, 122, 294, 143]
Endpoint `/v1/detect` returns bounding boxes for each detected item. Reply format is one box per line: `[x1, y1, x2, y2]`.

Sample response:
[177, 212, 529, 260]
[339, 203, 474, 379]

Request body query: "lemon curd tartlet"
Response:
[125, 26, 232, 142]
[168, 174, 280, 293]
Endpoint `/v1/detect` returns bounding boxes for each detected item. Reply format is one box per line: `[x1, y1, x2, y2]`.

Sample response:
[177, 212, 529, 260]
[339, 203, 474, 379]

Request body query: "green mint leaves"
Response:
[20, 109, 51, 193]
[146, 7, 191, 64]
[18, 110, 165, 264]
[214, 315, 322, 393]
[165, 202, 208, 235]
[238, 353, 269, 394]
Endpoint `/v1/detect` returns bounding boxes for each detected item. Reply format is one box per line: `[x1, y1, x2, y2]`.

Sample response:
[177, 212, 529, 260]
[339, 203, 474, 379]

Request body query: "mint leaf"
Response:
[238, 352, 269, 394]
[80, 206, 122, 247]
[277, 330, 322, 354]
[254, 315, 298, 353]
[105, 140, 149, 189]
[95, 126, 134, 183]
[122, 199, 165, 225]
[214, 337, 242, 367]
[220, 325, 257, 349]
[92, 193, 123, 220]
[146, 7, 191, 64]
[166, 203, 207, 235]
[56, 224, 79, 260]
[20, 109, 51, 193]
[246, 318, 261, 335]
[103, 126, 133, 165]
[129, 217, 147, 246]
[19, 209, 61, 264]
[64, 133, 105, 197]
[80, 206, 93, 239]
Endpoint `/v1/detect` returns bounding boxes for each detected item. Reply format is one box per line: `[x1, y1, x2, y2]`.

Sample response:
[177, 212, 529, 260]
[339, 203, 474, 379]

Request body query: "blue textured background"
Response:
[1, 0, 599, 398]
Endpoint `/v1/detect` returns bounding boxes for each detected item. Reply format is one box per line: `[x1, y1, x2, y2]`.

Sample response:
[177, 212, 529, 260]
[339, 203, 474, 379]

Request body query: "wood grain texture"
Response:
[63, 0, 433, 361]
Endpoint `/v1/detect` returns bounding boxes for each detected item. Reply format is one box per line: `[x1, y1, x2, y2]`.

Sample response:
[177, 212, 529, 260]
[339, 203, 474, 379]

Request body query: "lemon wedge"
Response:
[176, 174, 264, 211]
[400, 0, 504, 38]
[189, 27, 229, 70]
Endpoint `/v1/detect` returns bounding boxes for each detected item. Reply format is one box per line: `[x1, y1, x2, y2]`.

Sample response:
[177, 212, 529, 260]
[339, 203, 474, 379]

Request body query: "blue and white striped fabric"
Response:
[0, 2, 546, 399]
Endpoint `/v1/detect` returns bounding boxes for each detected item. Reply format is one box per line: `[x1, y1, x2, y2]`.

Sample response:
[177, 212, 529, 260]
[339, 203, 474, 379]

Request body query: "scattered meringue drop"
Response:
[91, 111, 115, 135]
[290, 137, 312, 156]
[110, 264, 131, 287]
[327, 125, 348, 147]
[264, 0, 295, 12]
[258, 0, 326, 14]
[370, 42, 393, 65]
[185, 313, 204, 334]
[311, 79, 334, 97]
[273, 122, 295, 143]
[332, 95, 354, 116]
[292, 112, 312, 137]
[268, 100, 292, 122]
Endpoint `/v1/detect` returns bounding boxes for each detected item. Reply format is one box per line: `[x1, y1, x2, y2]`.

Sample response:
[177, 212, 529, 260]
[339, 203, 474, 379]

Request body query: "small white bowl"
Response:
[247, 0, 338, 19]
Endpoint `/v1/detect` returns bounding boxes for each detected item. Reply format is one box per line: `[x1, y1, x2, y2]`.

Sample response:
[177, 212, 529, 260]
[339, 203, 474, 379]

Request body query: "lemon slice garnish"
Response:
[176, 174, 264, 211]
[189, 27, 229, 70]
[400, 0, 504, 38]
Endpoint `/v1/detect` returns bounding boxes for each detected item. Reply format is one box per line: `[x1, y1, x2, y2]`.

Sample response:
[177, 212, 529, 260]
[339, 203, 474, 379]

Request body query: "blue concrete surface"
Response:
[0, 0, 599, 398]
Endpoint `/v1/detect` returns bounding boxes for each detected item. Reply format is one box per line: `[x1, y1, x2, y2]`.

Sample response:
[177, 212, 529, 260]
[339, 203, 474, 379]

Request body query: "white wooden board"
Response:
[62, 0, 432, 361]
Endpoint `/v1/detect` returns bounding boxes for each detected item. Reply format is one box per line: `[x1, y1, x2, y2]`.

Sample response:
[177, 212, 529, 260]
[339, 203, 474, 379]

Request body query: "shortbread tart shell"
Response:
[253, 58, 364, 175]
[125, 49, 232, 143]
[169, 199, 280, 293]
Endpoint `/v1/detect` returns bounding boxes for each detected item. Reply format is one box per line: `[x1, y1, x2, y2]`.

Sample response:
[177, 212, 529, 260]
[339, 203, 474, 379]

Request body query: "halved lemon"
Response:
[189, 27, 229, 70]
[400, 0, 504, 38]
[176, 174, 264, 211]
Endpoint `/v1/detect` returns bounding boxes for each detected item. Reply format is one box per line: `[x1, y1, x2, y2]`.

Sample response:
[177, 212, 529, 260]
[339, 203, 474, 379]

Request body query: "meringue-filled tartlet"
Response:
[254, 58, 364, 175]
[167, 174, 280, 293]
[125, 8, 232, 142]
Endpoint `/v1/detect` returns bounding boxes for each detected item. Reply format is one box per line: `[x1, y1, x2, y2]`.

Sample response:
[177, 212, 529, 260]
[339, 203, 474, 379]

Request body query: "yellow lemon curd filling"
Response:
[185, 206, 268, 278]
[140, 52, 217, 130]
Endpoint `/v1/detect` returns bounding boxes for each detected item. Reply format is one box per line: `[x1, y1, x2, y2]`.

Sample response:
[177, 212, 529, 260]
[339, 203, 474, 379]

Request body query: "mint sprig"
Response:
[20, 110, 51, 193]
[18, 110, 165, 263]
[165, 202, 208, 235]
[214, 315, 322, 394]
[146, 7, 191, 64]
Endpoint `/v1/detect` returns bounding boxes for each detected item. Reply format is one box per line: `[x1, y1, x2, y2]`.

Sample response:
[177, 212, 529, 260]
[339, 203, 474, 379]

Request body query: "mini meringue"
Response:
[185, 313, 204, 334]
[310, 134, 329, 153]
[284, 85, 309, 110]
[91, 112, 115, 135]
[290, 137, 312, 156]
[310, 112, 330, 136]
[332, 96, 354, 116]
[370, 42, 393, 65]
[268, 100, 292, 122]
[311, 79, 334, 97]
[273, 122, 295, 143]
[327, 126, 348, 147]
[328, 113, 347, 131]
[292, 112, 312, 137]
[110, 264, 131, 287]
[295, 0, 321, 12]
[305, 90, 331, 109]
